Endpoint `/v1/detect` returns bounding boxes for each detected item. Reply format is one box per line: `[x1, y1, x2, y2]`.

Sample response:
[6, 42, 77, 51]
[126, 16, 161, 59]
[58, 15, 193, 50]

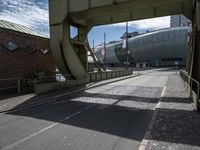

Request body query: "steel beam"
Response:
[191, 0, 200, 84]
[49, 0, 193, 79]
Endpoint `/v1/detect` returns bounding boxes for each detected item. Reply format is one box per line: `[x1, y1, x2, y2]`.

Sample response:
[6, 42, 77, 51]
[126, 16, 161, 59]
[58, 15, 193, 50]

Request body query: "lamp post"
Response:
[92, 40, 95, 53]
[104, 32, 107, 70]
[126, 22, 129, 70]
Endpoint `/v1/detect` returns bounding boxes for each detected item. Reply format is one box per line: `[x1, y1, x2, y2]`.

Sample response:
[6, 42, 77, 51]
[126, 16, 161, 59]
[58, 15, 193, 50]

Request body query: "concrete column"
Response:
[77, 26, 91, 71]
[191, 0, 200, 83]
[49, 0, 90, 81]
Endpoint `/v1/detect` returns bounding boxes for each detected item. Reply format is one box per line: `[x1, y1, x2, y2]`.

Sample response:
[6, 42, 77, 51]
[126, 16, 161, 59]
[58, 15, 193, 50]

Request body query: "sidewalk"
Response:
[140, 74, 200, 150]
[0, 73, 140, 113]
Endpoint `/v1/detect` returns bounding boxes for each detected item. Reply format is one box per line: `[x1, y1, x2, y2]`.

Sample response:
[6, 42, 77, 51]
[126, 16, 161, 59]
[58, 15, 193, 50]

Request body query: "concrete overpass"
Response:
[48, 0, 200, 84]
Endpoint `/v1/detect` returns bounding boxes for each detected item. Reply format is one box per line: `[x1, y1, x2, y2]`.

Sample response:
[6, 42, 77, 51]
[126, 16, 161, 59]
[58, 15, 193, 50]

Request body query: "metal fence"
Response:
[180, 70, 200, 110]
[0, 77, 21, 94]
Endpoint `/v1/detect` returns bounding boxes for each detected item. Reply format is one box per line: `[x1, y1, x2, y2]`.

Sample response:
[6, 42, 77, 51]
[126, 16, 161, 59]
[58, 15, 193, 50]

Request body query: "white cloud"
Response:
[0, 0, 49, 36]
[113, 16, 171, 30]
[0, 0, 170, 37]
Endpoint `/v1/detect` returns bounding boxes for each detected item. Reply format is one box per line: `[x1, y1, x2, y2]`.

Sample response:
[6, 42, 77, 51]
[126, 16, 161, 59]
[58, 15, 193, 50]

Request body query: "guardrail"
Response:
[180, 70, 200, 110]
[0, 77, 22, 94]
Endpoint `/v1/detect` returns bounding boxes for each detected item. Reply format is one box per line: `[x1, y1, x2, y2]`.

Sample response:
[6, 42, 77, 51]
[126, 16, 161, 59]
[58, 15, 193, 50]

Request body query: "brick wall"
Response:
[0, 28, 56, 79]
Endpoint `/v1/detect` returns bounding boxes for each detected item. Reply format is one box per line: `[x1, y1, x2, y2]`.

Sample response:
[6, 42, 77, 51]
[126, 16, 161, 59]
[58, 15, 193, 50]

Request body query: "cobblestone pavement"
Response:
[0, 74, 140, 112]
[141, 75, 200, 150]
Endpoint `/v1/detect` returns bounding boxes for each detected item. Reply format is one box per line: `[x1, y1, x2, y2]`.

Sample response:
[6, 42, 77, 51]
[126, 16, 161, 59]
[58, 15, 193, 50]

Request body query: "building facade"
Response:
[170, 15, 192, 27]
[0, 20, 56, 91]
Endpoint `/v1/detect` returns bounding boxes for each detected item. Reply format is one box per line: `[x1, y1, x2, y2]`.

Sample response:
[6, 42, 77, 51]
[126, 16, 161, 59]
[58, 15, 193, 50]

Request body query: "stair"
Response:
[71, 39, 105, 72]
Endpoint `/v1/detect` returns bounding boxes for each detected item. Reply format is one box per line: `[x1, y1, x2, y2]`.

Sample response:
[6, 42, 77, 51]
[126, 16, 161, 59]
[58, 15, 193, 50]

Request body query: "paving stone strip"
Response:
[139, 75, 200, 150]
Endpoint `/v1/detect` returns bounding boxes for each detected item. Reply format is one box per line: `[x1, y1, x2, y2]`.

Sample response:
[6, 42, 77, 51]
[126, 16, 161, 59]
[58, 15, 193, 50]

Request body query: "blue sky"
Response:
[0, 0, 170, 46]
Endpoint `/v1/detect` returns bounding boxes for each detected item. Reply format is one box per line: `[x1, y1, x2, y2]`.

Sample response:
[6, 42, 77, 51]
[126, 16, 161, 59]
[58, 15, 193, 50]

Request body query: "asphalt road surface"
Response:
[0, 69, 177, 150]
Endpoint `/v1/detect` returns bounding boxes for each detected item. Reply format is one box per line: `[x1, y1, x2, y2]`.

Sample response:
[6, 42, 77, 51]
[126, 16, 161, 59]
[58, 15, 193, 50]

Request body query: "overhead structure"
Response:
[49, 0, 200, 81]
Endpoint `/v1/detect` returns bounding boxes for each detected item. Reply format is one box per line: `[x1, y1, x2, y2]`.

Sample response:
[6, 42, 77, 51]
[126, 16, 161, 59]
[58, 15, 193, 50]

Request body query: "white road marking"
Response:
[1, 123, 58, 150]
[138, 85, 167, 150]
[155, 86, 166, 109]
[1, 105, 94, 150]
[161, 86, 167, 97]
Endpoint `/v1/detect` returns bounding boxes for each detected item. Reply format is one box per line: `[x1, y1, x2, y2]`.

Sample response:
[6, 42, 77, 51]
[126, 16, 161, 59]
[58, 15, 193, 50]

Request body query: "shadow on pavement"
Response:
[148, 107, 200, 148]
[5, 85, 200, 147]
[5, 86, 162, 143]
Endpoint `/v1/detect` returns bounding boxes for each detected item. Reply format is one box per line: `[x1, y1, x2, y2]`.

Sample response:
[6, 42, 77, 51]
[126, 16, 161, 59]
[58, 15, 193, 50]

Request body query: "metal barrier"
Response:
[0, 78, 22, 94]
[180, 70, 200, 110]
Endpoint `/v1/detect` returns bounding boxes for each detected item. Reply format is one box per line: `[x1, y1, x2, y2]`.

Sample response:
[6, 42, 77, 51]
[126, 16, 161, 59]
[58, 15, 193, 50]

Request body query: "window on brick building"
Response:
[3, 41, 19, 52]
[23, 45, 36, 53]
[41, 48, 50, 54]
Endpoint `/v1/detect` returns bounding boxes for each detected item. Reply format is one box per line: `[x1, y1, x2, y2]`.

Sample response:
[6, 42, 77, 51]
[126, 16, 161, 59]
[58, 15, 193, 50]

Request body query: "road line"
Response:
[1, 123, 58, 150]
[138, 85, 167, 150]
[1, 104, 95, 150]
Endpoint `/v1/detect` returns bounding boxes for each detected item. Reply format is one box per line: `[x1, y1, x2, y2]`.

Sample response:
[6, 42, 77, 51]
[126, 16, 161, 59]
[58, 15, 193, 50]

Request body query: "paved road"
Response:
[0, 69, 177, 150]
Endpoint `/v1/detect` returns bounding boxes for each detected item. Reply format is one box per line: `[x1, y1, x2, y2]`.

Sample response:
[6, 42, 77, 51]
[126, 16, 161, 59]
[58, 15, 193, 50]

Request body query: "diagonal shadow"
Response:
[4, 86, 162, 143]
[147, 107, 200, 148]
[3, 86, 200, 147]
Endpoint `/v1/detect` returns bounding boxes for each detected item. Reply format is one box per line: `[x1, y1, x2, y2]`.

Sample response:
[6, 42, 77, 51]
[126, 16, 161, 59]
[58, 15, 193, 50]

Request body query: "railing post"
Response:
[106, 72, 108, 79]
[190, 79, 193, 98]
[95, 73, 97, 81]
[197, 82, 200, 110]
[17, 79, 21, 94]
[90, 73, 92, 82]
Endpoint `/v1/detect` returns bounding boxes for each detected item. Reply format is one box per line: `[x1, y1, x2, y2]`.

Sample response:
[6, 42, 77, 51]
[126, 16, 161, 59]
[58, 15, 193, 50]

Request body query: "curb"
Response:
[0, 74, 141, 114]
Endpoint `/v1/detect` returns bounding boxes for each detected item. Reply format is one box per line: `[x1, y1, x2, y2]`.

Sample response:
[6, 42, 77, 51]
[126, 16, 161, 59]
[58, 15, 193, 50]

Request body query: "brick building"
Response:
[0, 20, 56, 92]
[0, 20, 56, 79]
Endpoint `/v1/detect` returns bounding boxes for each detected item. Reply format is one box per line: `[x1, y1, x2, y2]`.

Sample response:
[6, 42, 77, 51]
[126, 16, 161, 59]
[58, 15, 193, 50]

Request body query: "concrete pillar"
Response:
[77, 26, 91, 71]
[191, 0, 200, 83]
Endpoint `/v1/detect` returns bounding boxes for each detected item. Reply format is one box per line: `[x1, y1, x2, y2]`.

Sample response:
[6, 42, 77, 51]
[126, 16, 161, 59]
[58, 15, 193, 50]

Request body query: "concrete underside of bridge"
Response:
[48, 0, 200, 84]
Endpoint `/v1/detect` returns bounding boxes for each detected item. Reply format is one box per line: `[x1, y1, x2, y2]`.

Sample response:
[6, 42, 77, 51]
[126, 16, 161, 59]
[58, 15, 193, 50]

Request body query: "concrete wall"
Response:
[35, 70, 133, 94]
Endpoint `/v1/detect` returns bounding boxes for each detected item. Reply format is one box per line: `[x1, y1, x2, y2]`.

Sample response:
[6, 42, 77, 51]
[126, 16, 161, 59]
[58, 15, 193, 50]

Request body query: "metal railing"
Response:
[34, 70, 133, 94]
[43, 73, 88, 82]
[0, 77, 22, 93]
[89, 69, 133, 82]
[180, 70, 200, 110]
[43, 70, 133, 83]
